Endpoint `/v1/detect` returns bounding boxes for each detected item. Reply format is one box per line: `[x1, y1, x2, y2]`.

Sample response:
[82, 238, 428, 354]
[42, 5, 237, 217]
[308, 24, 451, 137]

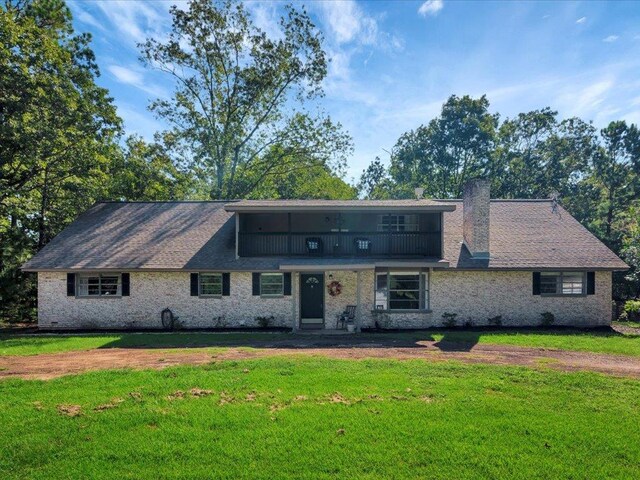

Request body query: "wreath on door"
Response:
[327, 280, 342, 297]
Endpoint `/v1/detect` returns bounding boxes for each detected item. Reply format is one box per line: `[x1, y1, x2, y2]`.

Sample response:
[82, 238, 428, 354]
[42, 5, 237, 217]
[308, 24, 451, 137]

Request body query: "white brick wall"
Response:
[37, 270, 612, 330]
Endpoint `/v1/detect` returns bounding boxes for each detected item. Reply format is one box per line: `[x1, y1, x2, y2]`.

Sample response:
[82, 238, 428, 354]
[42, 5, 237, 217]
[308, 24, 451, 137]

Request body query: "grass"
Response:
[614, 320, 640, 328]
[0, 357, 639, 479]
[1, 328, 640, 357]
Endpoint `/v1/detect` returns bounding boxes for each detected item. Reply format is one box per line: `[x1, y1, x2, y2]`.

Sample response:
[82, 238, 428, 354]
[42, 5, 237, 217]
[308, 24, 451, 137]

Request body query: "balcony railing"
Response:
[238, 231, 441, 257]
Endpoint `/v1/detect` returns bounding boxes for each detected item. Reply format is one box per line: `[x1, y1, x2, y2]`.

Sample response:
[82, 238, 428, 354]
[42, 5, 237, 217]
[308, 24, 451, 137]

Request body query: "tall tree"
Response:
[0, 0, 122, 321]
[140, 0, 352, 200]
[387, 95, 498, 198]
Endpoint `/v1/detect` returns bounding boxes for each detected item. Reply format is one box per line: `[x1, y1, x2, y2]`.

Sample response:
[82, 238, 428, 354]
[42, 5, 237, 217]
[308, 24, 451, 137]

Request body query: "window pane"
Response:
[100, 276, 119, 296]
[375, 273, 388, 309]
[390, 299, 420, 310]
[200, 273, 222, 296]
[540, 272, 560, 294]
[261, 274, 283, 296]
[78, 276, 100, 296]
[562, 273, 584, 294]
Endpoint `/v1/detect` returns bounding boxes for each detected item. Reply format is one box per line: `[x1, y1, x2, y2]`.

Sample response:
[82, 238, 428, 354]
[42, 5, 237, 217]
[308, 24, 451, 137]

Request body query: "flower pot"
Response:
[346, 323, 355, 333]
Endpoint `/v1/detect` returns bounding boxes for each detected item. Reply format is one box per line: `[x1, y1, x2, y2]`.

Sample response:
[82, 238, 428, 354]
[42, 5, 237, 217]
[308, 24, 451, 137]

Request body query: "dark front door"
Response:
[300, 273, 324, 329]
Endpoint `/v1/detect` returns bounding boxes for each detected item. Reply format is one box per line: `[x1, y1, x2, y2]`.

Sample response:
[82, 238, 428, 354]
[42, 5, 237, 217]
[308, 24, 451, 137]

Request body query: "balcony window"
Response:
[77, 273, 121, 297]
[377, 214, 419, 232]
[375, 271, 429, 310]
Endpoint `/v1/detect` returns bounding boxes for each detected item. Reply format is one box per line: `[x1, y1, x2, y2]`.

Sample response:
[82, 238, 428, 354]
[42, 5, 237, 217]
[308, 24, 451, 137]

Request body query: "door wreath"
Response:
[327, 280, 342, 297]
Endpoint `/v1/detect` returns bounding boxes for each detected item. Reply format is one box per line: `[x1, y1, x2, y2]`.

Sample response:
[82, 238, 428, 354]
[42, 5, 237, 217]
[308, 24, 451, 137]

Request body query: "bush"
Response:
[618, 311, 629, 322]
[442, 312, 458, 328]
[624, 300, 640, 321]
[256, 316, 274, 328]
[487, 315, 503, 327]
[540, 311, 555, 327]
[463, 319, 474, 328]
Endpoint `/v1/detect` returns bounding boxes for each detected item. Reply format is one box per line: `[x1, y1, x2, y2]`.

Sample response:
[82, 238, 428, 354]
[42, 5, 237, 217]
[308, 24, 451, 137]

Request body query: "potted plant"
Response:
[346, 320, 356, 333]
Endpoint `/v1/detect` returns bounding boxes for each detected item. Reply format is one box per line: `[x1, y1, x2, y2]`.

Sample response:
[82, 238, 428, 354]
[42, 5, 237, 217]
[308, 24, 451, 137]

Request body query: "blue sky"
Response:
[67, 0, 640, 182]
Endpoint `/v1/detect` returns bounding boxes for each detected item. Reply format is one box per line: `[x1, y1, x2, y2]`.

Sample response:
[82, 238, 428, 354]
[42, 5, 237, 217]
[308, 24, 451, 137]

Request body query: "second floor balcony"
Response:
[232, 208, 446, 258]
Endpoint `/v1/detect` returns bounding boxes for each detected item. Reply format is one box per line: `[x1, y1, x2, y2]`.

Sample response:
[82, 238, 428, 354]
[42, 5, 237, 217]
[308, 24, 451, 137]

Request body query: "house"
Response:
[22, 179, 628, 330]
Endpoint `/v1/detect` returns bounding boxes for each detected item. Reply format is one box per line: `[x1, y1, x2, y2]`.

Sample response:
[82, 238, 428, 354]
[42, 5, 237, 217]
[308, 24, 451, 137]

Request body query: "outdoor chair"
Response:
[305, 237, 323, 255]
[336, 305, 357, 329]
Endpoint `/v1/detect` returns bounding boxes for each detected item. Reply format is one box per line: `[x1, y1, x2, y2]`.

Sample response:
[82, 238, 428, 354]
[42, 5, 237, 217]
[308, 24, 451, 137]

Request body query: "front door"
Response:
[300, 273, 324, 329]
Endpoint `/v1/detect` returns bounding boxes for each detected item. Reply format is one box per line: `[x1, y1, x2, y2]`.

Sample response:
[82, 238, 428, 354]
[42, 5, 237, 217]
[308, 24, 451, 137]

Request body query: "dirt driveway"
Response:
[2, 338, 640, 380]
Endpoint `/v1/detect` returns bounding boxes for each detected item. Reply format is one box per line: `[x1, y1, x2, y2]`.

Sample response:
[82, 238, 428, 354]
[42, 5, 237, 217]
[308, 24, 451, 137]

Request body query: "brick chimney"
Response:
[463, 178, 490, 259]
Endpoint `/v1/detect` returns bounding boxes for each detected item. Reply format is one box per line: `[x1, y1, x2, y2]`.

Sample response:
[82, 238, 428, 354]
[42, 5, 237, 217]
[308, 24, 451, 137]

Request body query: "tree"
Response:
[107, 136, 202, 201]
[139, 0, 352, 200]
[357, 156, 395, 199]
[388, 95, 498, 198]
[0, 0, 122, 321]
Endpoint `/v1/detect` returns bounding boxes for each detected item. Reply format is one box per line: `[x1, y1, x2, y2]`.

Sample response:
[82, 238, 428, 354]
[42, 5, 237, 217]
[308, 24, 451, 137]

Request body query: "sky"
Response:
[67, 0, 640, 183]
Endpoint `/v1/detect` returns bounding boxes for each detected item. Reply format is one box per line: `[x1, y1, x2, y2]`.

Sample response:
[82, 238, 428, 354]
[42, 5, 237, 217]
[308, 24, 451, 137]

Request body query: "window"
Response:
[260, 273, 284, 296]
[540, 272, 585, 295]
[199, 273, 222, 296]
[375, 271, 429, 310]
[377, 214, 419, 232]
[77, 273, 121, 297]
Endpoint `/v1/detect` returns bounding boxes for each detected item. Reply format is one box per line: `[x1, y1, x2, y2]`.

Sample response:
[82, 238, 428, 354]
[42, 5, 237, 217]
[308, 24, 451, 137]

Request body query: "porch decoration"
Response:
[327, 280, 342, 297]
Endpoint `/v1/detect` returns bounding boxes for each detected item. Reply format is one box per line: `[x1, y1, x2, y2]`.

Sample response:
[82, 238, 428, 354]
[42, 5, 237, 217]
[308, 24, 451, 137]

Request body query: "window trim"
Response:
[375, 270, 430, 312]
[198, 273, 223, 297]
[260, 272, 284, 297]
[539, 271, 587, 297]
[76, 273, 122, 298]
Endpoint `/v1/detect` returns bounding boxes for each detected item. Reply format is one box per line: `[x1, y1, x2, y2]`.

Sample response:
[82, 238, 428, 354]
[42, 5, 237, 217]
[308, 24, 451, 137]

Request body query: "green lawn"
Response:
[1, 328, 640, 357]
[0, 357, 638, 479]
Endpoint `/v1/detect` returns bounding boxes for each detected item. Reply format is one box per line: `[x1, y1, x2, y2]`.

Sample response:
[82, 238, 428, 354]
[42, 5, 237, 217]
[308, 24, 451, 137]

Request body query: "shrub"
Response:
[540, 311, 555, 327]
[463, 319, 474, 328]
[442, 312, 458, 328]
[618, 311, 629, 322]
[624, 300, 640, 321]
[487, 315, 503, 327]
[256, 316, 274, 328]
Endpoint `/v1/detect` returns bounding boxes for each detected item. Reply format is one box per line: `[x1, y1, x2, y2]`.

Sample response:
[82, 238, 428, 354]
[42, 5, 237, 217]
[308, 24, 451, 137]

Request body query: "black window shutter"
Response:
[252, 273, 260, 296]
[121, 273, 130, 296]
[587, 272, 595, 295]
[190, 273, 199, 296]
[283, 272, 292, 296]
[222, 273, 230, 296]
[532, 272, 541, 295]
[67, 273, 76, 296]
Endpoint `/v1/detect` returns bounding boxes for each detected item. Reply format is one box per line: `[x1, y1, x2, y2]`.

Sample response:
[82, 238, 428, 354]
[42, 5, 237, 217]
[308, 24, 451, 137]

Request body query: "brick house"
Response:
[22, 179, 628, 330]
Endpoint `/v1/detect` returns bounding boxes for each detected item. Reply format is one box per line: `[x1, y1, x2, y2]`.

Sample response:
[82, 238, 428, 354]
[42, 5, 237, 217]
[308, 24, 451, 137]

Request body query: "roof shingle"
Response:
[22, 199, 628, 271]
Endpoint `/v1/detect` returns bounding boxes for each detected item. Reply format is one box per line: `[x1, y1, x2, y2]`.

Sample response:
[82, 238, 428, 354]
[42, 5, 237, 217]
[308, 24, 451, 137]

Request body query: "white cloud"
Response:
[93, 1, 170, 44]
[318, 0, 375, 45]
[418, 0, 444, 17]
[248, 3, 283, 40]
[603, 35, 619, 43]
[74, 9, 106, 32]
[576, 17, 587, 24]
[107, 65, 168, 99]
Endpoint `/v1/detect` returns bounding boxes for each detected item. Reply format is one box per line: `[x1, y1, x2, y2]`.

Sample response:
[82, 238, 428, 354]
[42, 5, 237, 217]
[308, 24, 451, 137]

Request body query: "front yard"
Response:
[1, 330, 639, 479]
[0, 357, 638, 479]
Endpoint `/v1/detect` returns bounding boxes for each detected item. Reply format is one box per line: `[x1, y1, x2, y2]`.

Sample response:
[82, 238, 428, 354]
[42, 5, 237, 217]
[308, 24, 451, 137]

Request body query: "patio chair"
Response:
[336, 305, 357, 329]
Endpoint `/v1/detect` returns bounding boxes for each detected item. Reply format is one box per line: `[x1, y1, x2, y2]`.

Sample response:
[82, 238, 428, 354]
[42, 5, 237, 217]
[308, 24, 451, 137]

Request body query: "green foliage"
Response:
[1, 358, 640, 478]
[140, 0, 352, 200]
[487, 315, 503, 327]
[540, 311, 555, 327]
[255, 316, 274, 328]
[624, 300, 640, 323]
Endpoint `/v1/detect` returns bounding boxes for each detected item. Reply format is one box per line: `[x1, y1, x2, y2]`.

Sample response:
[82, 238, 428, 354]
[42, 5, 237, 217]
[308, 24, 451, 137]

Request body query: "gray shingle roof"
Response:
[22, 199, 628, 271]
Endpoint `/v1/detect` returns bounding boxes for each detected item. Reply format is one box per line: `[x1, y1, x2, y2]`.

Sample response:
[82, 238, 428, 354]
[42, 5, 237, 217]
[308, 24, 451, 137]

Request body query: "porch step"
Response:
[296, 329, 355, 335]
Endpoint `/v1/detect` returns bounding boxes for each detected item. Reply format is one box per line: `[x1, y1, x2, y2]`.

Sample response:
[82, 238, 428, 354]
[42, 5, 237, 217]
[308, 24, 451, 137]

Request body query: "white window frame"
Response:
[540, 271, 586, 296]
[77, 273, 121, 297]
[260, 273, 284, 297]
[375, 270, 429, 311]
[199, 273, 223, 297]
[377, 214, 419, 232]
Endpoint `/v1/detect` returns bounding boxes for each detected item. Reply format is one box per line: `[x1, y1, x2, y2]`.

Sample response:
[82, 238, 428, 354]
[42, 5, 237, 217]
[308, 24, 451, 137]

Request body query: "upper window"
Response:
[260, 273, 284, 296]
[77, 273, 121, 297]
[199, 273, 222, 296]
[540, 272, 585, 295]
[375, 271, 429, 310]
[377, 214, 419, 232]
